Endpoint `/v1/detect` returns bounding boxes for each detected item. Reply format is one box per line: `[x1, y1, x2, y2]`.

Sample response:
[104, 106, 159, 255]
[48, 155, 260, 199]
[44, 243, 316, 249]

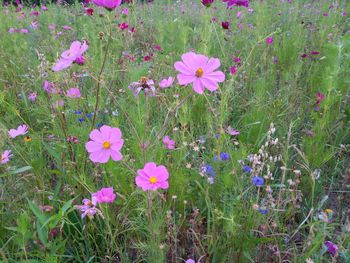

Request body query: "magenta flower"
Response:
[62, 25, 72, 30]
[159, 76, 175, 89]
[325, 241, 338, 256]
[92, 187, 116, 203]
[221, 21, 230, 29]
[75, 197, 102, 219]
[43, 80, 61, 94]
[1, 150, 12, 164]
[163, 135, 175, 150]
[93, 0, 121, 10]
[28, 91, 37, 102]
[174, 52, 225, 94]
[135, 162, 169, 191]
[122, 7, 129, 15]
[315, 92, 325, 105]
[52, 41, 88, 72]
[8, 124, 29, 138]
[118, 22, 129, 31]
[41, 5, 48, 11]
[201, 0, 214, 7]
[85, 125, 124, 163]
[223, 0, 249, 8]
[185, 260, 196, 263]
[266, 37, 274, 45]
[66, 87, 81, 98]
[229, 66, 237, 75]
[129, 77, 156, 97]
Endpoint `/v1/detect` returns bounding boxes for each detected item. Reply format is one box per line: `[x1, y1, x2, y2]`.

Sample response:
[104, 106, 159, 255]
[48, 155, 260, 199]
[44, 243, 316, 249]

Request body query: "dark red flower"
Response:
[221, 21, 230, 29]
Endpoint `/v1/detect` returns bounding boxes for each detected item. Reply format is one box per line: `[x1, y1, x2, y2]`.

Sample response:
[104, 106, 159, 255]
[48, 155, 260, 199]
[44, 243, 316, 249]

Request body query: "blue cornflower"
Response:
[258, 208, 268, 214]
[86, 113, 94, 119]
[75, 110, 82, 115]
[202, 164, 216, 177]
[220, 152, 230, 161]
[215, 133, 219, 139]
[244, 165, 251, 173]
[78, 118, 85, 123]
[252, 176, 264, 186]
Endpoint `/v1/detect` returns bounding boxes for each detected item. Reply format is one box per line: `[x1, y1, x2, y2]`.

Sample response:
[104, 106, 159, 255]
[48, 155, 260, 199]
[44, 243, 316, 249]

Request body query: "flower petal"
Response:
[192, 78, 204, 94]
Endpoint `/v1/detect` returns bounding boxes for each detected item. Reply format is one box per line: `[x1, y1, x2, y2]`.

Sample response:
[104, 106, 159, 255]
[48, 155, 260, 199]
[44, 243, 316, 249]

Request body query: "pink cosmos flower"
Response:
[66, 87, 81, 98]
[163, 135, 175, 150]
[223, 0, 249, 8]
[236, 11, 242, 18]
[93, 0, 121, 10]
[1, 150, 12, 164]
[174, 52, 225, 94]
[135, 162, 169, 191]
[75, 197, 102, 219]
[21, 28, 29, 34]
[159, 76, 175, 89]
[41, 5, 48, 11]
[118, 22, 129, 30]
[8, 124, 29, 138]
[28, 91, 37, 102]
[122, 7, 129, 16]
[85, 125, 124, 163]
[266, 37, 274, 44]
[92, 187, 116, 203]
[52, 41, 88, 72]
[43, 80, 61, 94]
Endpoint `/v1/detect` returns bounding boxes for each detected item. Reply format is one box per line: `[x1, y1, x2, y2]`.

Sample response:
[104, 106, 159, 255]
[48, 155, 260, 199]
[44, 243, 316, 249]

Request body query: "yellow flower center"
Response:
[325, 209, 332, 214]
[24, 136, 32, 142]
[149, 176, 157, 184]
[195, 68, 204, 78]
[102, 141, 111, 149]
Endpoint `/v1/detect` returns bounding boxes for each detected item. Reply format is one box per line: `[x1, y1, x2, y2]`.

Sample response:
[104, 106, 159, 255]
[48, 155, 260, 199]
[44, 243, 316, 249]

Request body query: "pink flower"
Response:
[266, 37, 273, 44]
[143, 55, 152, 61]
[315, 92, 325, 105]
[325, 241, 338, 256]
[41, 6, 48, 11]
[223, 0, 249, 8]
[86, 8, 94, 16]
[93, 0, 121, 10]
[8, 124, 29, 138]
[43, 80, 61, 94]
[122, 7, 129, 15]
[174, 52, 225, 94]
[226, 126, 240, 135]
[234, 57, 241, 63]
[1, 150, 12, 164]
[163, 135, 175, 150]
[62, 25, 72, 30]
[221, 21, 230, 29]
[66, 87, 81, 98]
[85, 125, 124, 163]
[52, 41, 88, 72]
[92, 187, 116, 203]
[118, 22, 129, 30]
[135, 162, 169, 191]
[21, 28, 29, 34]
[159, 76, 175, 89]
[236, 11, 242, 18]
[75, 197, 102, 219]
[129, 77, 156, 96]
[185, 260, 196, 263]
[48, 24, 56, 31]
[28, 91, 37, 101]
[229, 66, 237, 75]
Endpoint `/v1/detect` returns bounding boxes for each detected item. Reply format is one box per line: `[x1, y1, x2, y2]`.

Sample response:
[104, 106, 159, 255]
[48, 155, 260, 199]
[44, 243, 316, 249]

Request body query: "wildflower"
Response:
[92, 187, 116, 203]
[135, 162, 169, 191]
[41, 5, 48, 11]
[39, 205, 53, 212]
[174, 52, 225, 94]
[8, 124, 28, 138]
[234, 57, 241, 63]
[252, 176, 264, 186]
[273, 56, 279, 64]
[315, 92, 325, 105]
[1, 150, 12, 164]
[226, 126, 240, 135]
[21, 28, 29, 34]
[324, 241, 338, 256]
[52, 40, 88, 72]
[243, 165, 251, 173]
[266, 37, 273, 44]
[24, 136, 32, 142]
[163, 136, 175, 150]
[67, 135, 79, 144]
[143, 55, 152, 61]
[223, 0, 249, 8]
[258, 208, 268, 214]
[28, 91, 37, 102]
[62, 25, 72, 30]
[159, 77, 175, 89]
[128, 77, 156, 96]
[86, 8, 94, 16]
[300, 53, 308, 59]
[229, 66, 237, 75]
[236, 11, 242, 18]
[43, 80, 61, 94]
[66, 87, 82, 98]
[221, 21, 230, 29]
[93, 0, 121, 10]
[185, 260, 196, 263]
[48, 24, 56, 31]
[118, 22, 129, 30]
[85, 125, 124, 163]
[201, 0, 214, 7]
[310, 51, 320, 55]
[122, 7, 129, 16]
[75, 197, 102, 219]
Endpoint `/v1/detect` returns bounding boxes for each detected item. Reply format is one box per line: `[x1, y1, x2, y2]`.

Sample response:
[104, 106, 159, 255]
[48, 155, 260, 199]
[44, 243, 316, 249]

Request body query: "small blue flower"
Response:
[244, 165, 251, 173]
[202, 164, 216, 177]
[215, 133, 219, 139]
[258, 208, 268, 214]
[86, 113, 94, 119]
[220, 152, 230, 161]
[213, 156, 219, 162]
[252, 176, 264, 186]
[75, 110, 82, 115]
[78, 118, 85, 123]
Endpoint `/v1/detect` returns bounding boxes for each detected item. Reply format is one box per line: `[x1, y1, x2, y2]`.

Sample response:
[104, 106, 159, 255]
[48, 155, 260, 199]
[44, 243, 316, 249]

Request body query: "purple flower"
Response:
[266, 37, 274, 45]
[220, 152, 230, 161]
[223, 0, 249, 8]
[28, 91, 37, 102]
[201, 0, 214, 7]
[243, 165, 251, 173]
[252, 176, 264, 186]
[325, 241, 338, 256]
[221, 21, 230, 29]
[129, 77, 156, 97]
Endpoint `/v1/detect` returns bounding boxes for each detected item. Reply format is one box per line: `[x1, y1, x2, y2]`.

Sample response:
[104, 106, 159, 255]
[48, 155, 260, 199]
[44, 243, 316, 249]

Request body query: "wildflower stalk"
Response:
[91, 14, 113, 131]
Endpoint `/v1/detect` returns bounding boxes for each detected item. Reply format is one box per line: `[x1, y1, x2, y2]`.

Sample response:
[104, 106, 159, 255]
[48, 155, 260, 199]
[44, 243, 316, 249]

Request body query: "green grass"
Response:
[0, 0, 350, 262]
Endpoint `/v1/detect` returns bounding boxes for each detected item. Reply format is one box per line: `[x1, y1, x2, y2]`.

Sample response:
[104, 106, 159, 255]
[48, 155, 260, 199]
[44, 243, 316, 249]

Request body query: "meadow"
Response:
[0, 0, 350, 262]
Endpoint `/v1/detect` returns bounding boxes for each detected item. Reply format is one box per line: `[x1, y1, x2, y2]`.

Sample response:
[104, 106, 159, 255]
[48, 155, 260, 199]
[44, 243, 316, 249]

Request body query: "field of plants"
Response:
[0, 0, 350, 262]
